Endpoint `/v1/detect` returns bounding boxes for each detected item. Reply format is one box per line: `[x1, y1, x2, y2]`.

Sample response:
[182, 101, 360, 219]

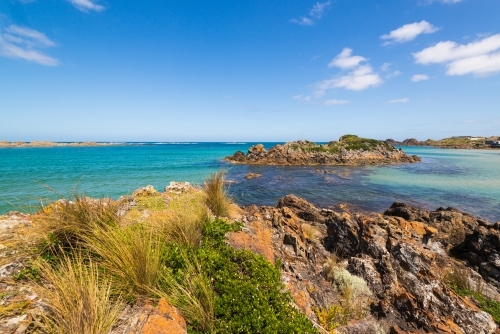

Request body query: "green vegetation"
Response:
[161, 219, 317, 333]
[13, 262, 41, 281]
[426, 137, 476, 148]
[25, 172, 317, 333]
[289, 135, 393, 154]
[444, 266, 500, 324]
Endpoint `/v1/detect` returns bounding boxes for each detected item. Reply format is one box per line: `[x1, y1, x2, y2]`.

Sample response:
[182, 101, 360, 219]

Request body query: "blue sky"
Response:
[1, 0, 499, 142]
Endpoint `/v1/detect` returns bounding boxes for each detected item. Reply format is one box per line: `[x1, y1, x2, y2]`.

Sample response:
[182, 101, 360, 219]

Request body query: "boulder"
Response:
[164, 181, 192, 194]
[132, 185, 160, 197]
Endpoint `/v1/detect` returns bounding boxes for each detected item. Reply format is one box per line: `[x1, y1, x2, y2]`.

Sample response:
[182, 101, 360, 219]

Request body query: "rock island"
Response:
[225, 135, 421, 166]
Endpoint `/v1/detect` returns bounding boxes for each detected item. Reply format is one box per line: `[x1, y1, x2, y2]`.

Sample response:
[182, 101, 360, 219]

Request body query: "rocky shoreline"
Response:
[2, 185, 500, 333]
[225, 135, 421, 166]
[234, 195, 500, 333]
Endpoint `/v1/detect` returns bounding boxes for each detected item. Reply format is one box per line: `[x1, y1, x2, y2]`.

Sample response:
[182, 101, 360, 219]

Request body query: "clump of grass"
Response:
[302, 223, 321, 241]
[443, 265, 500, 324]
[443, 265, 471, 295]
[203, 170, 232, 217]
[150, 191, 209, 247]
[323, 251, 342, 280]
[158, 252, 215, 333]
[40, 195, 119, 249]
[35, 252, 124, 334]
[83, 224, 165, 296]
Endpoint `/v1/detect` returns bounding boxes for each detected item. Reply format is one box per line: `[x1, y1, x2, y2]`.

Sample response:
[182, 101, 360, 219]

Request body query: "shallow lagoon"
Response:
[1, 144, 499, 221]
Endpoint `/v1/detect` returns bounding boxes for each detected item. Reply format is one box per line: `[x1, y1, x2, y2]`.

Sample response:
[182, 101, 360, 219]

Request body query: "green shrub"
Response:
[162, 218, 317, 333]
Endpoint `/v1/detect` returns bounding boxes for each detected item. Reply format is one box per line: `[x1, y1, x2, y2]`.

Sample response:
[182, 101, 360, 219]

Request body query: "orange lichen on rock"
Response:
[140, 298, 187, 334]
[227, 227, 275, 264]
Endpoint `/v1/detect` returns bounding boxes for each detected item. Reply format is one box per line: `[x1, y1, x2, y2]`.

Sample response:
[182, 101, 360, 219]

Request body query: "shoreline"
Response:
[2, 188, 499, 333]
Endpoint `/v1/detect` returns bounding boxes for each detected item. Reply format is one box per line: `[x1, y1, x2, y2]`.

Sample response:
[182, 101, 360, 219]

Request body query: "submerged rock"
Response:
[244, 172, 262, 179]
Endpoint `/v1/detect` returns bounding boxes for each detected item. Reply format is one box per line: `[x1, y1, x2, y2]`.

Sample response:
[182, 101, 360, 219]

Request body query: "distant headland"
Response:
[386, 135, 500, 149]
[0, 141, 124, 148]
[225, 135, 421, 166]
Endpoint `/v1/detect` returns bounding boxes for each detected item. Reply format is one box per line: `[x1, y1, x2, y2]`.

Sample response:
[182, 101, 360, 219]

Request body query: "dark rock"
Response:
[236, 195, 499, 333]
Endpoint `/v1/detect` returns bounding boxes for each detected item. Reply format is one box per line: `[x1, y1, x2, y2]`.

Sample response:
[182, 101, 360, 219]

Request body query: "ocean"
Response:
[1, 143, 499, 222]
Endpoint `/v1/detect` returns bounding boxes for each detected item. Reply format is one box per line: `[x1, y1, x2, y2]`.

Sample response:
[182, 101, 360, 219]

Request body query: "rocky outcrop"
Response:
[385, 202, 500, 291]
[225, 136, 421, 166]
[234, 195, 499, 333]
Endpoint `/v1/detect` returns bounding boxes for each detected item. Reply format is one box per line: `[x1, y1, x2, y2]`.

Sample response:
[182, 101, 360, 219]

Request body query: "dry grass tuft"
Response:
[149, 191, 209, 247]
[83, 224, 165, 296]
[301, 223, 321, 241]
[39, 195, 119, 249]
[35, 253, 123, 334]
[203, 170, 232, 217]
[323, 251, 343, 281]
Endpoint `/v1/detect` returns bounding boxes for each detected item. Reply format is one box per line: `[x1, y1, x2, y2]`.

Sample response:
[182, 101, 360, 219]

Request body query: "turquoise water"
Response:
[1, 144, 499, 222]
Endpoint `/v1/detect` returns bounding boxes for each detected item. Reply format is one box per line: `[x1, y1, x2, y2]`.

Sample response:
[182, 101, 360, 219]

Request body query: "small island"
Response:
[225, 135, 421, 166]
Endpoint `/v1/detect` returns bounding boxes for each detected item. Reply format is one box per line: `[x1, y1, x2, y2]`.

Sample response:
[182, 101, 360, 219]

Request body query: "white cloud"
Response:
[309, 1, 332, 19]
[293, 95, 312, 101]
[411, 74, 429, 82]
[0, 25, 59, 66]
[446, 53, 500, 76]
[315, 64, 383, 95]
[328, 48, 367, 69]
[380, 62, 391, 71]
[290, 17, 313, 26]
[291, 1, 332, 26]
[324, 99, 351, 106]
[386, 70, 402, 78]
[68, 0, 105, 12]
[414, 34, 500, 76]
[381, 20, 439, 44]
[387, 98, 409, 103]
